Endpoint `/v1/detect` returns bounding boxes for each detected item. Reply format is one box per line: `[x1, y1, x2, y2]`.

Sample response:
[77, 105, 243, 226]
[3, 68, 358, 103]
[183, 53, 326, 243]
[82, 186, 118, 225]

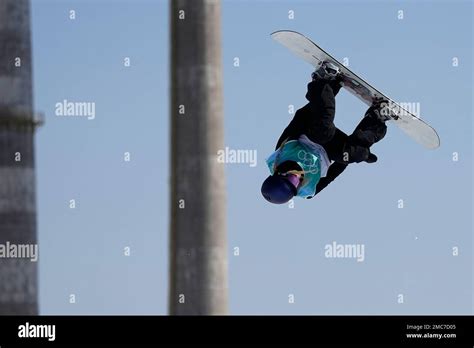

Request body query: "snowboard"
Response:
[271, 30, 440, 149]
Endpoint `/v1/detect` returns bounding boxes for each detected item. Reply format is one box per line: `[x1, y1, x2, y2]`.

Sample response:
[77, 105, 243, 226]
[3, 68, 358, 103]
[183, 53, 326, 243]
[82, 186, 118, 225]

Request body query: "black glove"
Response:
[366, 152, 378, 163]
[340, 141, 378, 164]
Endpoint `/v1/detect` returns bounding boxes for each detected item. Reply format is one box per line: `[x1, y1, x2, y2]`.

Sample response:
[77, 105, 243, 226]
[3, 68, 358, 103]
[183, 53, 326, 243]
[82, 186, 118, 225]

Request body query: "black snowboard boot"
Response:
[366, 97, 398, 122]
[311, 62, 343, 95]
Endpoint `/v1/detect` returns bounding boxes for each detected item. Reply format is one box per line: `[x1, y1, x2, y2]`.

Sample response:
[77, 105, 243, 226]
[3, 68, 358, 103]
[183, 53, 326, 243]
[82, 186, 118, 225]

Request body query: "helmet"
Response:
[312, 61, 340, 80]
[261, 174, 297, 204]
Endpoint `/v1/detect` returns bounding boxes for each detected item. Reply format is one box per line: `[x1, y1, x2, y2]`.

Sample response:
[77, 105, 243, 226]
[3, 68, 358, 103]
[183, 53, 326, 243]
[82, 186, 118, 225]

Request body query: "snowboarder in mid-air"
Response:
[261, 62, 391, 204]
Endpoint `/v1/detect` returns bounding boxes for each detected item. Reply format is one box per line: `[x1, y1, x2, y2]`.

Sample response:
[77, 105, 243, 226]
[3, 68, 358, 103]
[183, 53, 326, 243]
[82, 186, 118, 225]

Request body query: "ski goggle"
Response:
[277, 171, 304, 189]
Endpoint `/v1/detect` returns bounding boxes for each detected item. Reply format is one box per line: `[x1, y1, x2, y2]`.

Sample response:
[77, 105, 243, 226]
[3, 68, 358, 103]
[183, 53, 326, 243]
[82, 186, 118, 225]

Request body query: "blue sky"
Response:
[31, 0, 472, 314]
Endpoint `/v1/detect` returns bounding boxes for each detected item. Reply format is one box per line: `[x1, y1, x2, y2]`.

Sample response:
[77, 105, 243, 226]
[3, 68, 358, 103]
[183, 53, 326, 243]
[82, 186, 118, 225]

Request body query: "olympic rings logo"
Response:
[297, 150, 319, 175]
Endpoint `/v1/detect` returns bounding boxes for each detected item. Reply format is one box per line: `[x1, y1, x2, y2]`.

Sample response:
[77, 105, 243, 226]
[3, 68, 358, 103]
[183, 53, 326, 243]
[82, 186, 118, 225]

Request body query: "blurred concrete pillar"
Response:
[169, 0, 228, 315]
[0, 0, 39, 314]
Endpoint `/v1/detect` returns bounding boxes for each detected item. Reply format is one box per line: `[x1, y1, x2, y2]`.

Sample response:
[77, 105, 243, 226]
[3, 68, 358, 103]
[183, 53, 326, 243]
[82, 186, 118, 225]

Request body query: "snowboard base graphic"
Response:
[271, 30, 440, 149]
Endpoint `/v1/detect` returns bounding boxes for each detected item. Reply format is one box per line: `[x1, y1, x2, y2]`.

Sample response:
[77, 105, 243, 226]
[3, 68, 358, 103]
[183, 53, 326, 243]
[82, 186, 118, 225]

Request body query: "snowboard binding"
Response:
[368, 97, 400, 121]
[312, 61, 341, 81]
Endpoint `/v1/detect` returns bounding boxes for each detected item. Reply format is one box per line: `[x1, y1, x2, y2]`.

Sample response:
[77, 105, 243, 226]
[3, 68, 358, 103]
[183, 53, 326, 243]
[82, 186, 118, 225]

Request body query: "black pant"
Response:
[277, 78, 387, 164]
